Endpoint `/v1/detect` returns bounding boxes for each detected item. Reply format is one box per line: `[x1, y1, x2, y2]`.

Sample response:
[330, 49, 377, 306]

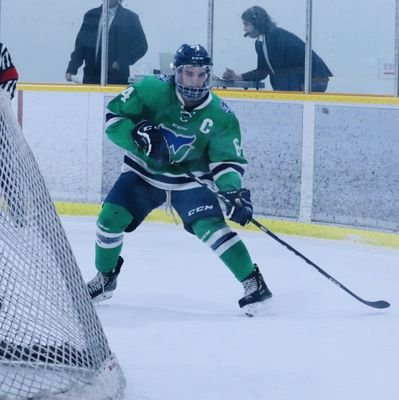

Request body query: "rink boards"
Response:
[14, 84, 399, 241]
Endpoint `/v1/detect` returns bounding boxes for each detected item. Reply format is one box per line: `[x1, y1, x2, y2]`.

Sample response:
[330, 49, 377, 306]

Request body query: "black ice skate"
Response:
[239, 264, 272, 317]
[86, 256, 124, 304]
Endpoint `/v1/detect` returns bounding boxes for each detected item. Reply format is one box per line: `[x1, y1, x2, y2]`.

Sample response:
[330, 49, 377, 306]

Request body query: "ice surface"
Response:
[63, 216, 399, 400]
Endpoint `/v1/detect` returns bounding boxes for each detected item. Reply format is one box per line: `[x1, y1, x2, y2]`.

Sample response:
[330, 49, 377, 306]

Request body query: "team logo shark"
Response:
[159, 124, 196, 163]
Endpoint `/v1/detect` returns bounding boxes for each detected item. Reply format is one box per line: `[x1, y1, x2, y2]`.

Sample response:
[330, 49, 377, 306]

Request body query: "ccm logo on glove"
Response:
[220, 189, 253, 226]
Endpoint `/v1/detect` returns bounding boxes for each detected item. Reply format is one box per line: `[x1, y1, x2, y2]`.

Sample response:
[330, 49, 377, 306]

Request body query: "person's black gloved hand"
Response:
[132, 120, 170, 166]
[220, 188, 253, 226]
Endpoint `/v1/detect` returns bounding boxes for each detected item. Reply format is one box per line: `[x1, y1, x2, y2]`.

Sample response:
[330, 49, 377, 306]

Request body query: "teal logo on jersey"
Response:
[159, 125, 196, 162]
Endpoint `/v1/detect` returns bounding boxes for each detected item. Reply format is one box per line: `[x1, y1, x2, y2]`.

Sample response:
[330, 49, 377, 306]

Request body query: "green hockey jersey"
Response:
[105, 75, 247, 192]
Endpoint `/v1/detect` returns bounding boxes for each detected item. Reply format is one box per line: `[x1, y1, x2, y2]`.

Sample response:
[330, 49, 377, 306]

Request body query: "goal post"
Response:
[0, 90, 126, 399]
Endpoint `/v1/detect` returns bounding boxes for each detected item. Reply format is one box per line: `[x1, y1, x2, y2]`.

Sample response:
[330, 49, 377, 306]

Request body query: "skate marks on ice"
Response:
[67, 217, 396, 319]
[64, 218, 398, 400]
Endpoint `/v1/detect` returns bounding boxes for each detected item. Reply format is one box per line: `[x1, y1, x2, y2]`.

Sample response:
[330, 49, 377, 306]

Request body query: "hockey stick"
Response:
[182, 167, 390, 309]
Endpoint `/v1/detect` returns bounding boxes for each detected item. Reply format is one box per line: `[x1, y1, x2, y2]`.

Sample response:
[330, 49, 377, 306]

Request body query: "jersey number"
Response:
[120, 86, 134, 103]
[233, 138, 243, 157]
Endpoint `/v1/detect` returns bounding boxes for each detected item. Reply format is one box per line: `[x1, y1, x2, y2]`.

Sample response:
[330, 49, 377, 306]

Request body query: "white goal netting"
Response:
[0, 91, 126, 399]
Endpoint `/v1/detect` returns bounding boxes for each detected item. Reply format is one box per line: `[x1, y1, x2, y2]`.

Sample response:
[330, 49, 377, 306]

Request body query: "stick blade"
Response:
[364, 300, 390, 309]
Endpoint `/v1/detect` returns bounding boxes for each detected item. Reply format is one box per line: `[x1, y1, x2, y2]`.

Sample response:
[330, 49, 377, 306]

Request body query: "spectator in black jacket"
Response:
[223, 5, 332, 92]
[65, 0, 148, 84]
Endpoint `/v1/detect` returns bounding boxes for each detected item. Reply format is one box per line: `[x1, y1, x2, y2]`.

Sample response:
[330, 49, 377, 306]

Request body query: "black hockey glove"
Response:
[221, 189, 253, 226]
[132, 120, 170, 167]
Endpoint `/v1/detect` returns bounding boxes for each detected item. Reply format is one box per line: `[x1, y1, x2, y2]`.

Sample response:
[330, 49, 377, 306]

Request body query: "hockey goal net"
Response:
[0, 90, 126, 399]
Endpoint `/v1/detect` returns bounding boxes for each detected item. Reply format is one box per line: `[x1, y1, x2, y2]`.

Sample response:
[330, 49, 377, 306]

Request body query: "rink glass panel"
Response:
[312, 0, 397, 95]
[0, 0, 397, 95]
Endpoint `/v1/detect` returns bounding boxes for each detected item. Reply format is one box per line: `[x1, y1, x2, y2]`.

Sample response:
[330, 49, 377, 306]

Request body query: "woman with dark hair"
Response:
[223, 5, 332, 92]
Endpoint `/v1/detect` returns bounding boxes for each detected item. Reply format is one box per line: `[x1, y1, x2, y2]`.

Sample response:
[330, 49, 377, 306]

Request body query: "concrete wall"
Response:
[16, 85, 399, 233]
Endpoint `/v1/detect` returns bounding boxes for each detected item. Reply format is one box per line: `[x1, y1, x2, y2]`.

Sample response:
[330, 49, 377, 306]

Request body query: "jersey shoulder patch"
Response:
[155, 74, 173, 82]
[219, 99, 233, 114]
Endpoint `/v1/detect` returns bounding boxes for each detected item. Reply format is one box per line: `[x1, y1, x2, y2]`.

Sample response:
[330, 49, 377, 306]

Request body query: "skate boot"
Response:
[239, 264, 272, 317]
[87, 256, 124, 303]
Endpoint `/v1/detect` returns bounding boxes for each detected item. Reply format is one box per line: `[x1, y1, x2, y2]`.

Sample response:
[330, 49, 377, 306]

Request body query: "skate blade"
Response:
[92, 291, 113, 304]
[242, 299, 271, 317]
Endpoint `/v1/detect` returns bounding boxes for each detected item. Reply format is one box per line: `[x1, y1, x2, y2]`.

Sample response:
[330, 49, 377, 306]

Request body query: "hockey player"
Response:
[87, 44, 272, 316]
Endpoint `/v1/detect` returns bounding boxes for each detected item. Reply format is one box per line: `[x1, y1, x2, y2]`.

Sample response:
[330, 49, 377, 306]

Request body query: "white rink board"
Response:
[17, 88, 399, 232]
